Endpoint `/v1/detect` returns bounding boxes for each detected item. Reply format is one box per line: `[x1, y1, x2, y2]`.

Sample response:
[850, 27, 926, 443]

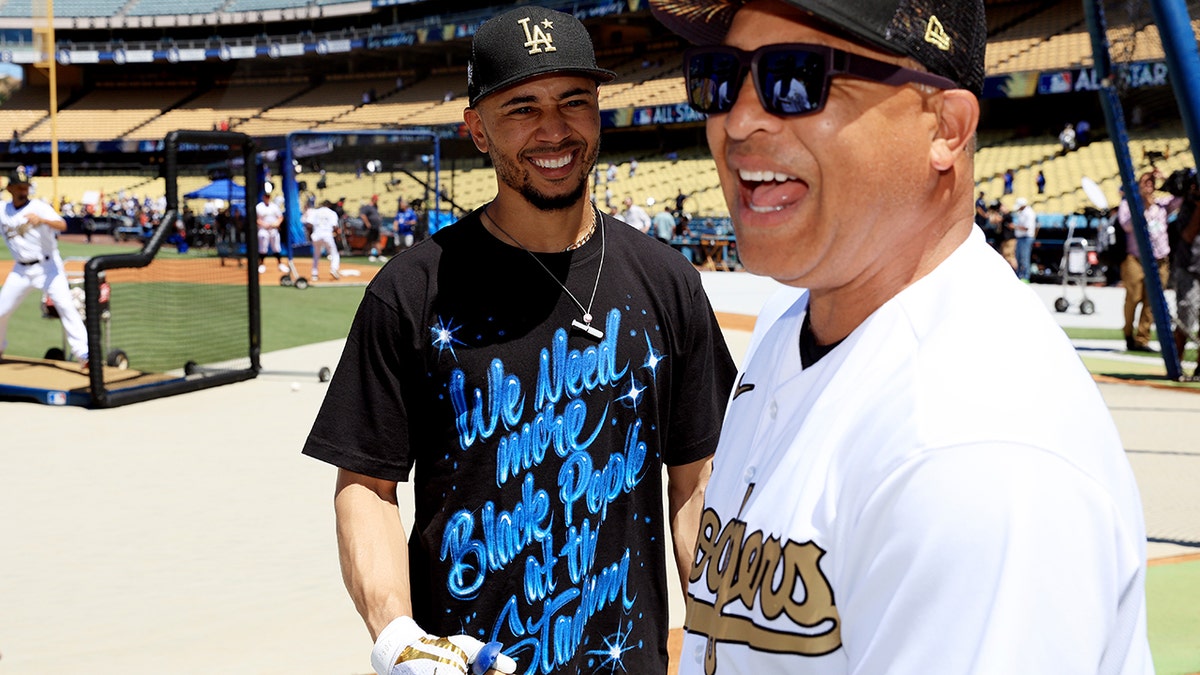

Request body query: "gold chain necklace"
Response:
[482, 205, 606, 340]
[565, 215, 597, 251]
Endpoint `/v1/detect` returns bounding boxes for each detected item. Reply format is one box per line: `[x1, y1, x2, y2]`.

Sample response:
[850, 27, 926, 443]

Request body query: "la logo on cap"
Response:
[519, 16, 557, 55]
[924, 15, 951, 51]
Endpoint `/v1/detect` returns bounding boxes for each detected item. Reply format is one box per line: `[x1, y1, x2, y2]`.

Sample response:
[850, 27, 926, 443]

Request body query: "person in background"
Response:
[393, 197, 417, 249]
[1058, 122, 1077, 154]
[255, 191, 286, 274]
[1076, 118, 1092, 146]
[991, 200, 1016, 269]
[1119, 170, 1174, 353]
[1012, 197, 1037, 281]
[358, 195, 384, 260]
[619, 195, 652, 234]
[303, 197, 341, 281]
[1172, 182, 1200, 378]
[0, 167, 89, 366]
[652, 201, 677, 245]
[974, 190, 988, 230]
[674, 211, 697, 265]
[651, 0, 1153, 672]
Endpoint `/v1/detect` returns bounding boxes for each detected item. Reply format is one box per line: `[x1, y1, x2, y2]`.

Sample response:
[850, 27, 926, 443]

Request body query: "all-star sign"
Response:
[1039, 60, 1169, 95]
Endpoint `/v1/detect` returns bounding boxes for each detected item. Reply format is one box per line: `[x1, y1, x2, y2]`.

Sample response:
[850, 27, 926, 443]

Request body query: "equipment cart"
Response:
[215, 218, 247, 267]
[42, 268, 129, 368]
[1053, 235, 1097, 315]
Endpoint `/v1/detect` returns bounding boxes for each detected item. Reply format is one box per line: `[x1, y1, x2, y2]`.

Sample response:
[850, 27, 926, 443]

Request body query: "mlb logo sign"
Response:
[46, 391, 67, 406]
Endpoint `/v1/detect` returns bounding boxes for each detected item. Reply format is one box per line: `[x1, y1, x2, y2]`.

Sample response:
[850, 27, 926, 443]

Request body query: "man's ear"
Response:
[930, 89, 979, 172]
[463, 107, 489, 154]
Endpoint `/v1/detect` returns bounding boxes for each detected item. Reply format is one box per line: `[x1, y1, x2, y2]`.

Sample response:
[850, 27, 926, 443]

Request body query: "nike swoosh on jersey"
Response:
[732, 374, 755, 400]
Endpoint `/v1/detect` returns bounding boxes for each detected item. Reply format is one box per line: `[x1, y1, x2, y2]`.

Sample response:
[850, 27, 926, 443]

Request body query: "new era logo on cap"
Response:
[468, 6, 615, 106]
[924, 15, 951, 51]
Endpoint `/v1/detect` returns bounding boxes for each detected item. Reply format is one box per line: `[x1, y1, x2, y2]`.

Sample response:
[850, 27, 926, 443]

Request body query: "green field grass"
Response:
[1149, 560, 1200, 675]
[3, 242, 369, 360]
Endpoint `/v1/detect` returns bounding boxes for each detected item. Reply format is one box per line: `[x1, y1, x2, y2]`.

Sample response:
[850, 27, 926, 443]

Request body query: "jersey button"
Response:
[744, 466, 756, 482]
[769, 400, 778, 418]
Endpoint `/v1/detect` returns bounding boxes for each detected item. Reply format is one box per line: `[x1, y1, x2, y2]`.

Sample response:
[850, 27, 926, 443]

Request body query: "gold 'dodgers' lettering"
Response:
[686, 506, 841, 674]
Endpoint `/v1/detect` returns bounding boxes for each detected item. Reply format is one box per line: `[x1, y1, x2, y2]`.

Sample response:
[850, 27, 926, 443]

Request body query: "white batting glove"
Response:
[371, 616, 517, 675]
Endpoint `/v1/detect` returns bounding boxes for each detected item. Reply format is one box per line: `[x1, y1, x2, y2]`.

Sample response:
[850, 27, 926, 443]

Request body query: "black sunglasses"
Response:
[683, 43, 958, 117]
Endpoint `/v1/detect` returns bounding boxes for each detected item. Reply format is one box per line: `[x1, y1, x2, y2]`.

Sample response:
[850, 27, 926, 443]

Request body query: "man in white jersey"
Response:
[303, 198, 341, 281]
[255, 191, 287, 275]
[652, 0, 1153, 673]
[0, 167, 89, 366]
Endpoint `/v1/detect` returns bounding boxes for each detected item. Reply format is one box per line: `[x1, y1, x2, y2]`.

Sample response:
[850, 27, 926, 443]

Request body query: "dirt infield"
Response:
[0, 256, 382, 287]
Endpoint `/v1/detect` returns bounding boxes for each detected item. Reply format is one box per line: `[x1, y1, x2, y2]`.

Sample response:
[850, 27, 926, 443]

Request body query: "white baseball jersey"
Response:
[0, 198, 87, 360]
[304, 205, 340, 277]
[680, 229, 1152, 674]
[304, 206, 339, 239]
[256, 200, 283, 229]
[2, 198, 60, 262]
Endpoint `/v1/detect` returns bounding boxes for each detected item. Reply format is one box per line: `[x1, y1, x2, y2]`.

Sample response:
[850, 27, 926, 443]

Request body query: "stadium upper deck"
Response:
[0, 0, 1194, 218]
[0, 0, 1187, 70]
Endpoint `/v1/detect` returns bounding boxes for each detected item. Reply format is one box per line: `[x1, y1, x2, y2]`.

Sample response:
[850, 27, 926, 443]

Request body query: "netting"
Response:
[1103, 0, 1158, 77]
[74, 130, 262, 408]
[100, 259, 250, 375]
[1101, 0, 1200, 93]
[1092, 0, 1196, 176]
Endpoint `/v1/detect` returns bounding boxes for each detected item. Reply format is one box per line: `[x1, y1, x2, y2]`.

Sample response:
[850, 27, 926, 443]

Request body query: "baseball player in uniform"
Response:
[0, 167, 89, 365]
[652, 0, 1154, 673]
[303, 198, 341, 281]
[255, 192, 287, 274]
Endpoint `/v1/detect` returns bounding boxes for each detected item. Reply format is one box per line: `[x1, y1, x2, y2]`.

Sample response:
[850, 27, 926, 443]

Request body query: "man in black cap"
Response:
[650, 0, 1152, 673]
[0, 167, 89, 366]
[303, 7, 736, 675]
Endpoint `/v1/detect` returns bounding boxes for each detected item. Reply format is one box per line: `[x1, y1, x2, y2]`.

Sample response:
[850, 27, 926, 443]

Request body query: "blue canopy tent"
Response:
[185, 178, 246, 205]
[184, 178, 247, 257]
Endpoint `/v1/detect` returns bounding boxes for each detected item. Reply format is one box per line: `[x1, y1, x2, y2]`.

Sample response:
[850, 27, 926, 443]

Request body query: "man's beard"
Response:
[489, 139, 599, 212]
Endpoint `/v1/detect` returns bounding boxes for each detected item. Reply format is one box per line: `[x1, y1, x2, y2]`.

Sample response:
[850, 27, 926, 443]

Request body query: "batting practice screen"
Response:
[76, 130, 263, 408]
[0, 130, 262, 408]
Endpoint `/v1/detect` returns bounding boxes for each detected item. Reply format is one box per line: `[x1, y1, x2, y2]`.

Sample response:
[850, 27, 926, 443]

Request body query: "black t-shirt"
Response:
[304, 210, 737, 674]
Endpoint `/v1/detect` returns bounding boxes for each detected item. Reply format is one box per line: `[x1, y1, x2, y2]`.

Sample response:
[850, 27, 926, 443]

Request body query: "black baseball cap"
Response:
[468, 6, 616, 107]
[6, 166, 31, 186]
[649, 0, 986, 96]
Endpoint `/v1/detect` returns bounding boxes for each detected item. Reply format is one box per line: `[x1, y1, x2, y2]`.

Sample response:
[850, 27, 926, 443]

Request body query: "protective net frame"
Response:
[80, 130, 262, 408]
